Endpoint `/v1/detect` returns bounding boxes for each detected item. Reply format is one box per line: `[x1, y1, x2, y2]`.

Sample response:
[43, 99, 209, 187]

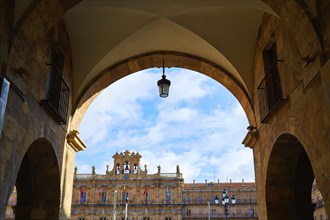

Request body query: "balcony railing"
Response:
[183, 199, 257, 205]
[72, 201, 182, 207]
[74, 173, 181, 180]
[72, 199, 258, 208]
[41, 45, 70, 124]
[41, 63, 70, 124]
[257, 62, 284, 123]
[183, 213, 258, 219]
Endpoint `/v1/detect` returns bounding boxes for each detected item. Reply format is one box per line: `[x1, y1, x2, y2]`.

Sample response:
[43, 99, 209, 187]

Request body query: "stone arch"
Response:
[265, 133, 315, 220]
[13, 138, 60, 220]
[71, 52, 255, 129]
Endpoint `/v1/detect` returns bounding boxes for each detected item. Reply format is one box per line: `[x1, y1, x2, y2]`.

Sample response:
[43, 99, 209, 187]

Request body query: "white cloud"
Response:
[76, 68, 254, 183]
[163, 68, 217, 104]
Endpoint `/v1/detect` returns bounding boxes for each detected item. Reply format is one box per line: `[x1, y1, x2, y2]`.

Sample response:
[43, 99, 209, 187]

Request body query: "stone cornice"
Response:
[242, 130, 258, 149]
[67, 130, 86, 152]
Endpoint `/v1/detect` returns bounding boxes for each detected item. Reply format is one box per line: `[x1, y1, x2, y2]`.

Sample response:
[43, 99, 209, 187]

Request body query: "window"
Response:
[185, 196, 190, 204]
[211, 209, 216, 217]
[165, 188, 172, 204]
[210, 195, 216, 204]
[80, 192, 87, 204]
[196, 196, 203, 204]
[42, 44, 70, 124]
[165, 218, 171, 220]
[51, 44, 64, 75]
[168, 192, 172, 203]
[122, 192, 128, 203]
[101, 192, 107, 204]
[143, 188, 149, 205]
[133, 164, 138, 174]
[100, 218, 106, 220]
[78, 218, 86, 220]
[249, 208, 254, 217]
[257, 40, 284, 122]
[116, 164, 120, 174]
[186, 209, 191, 216]
[124, 161, 130, 174]
[143, 218, 150, 220]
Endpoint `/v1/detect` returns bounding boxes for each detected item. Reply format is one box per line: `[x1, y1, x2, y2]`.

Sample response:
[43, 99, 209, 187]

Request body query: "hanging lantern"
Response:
[157, 61, 171, 98]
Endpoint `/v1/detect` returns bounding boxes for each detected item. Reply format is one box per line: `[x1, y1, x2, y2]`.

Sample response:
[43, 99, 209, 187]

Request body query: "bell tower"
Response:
[109, 150, 143, 179]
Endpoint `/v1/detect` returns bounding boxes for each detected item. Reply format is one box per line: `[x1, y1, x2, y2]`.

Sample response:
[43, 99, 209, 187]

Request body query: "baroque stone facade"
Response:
[71, 151, 258, 220]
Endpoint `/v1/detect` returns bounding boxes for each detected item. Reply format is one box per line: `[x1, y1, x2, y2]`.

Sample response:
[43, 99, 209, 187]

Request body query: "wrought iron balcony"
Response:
[257, 62, 284, 123]
[41, 64, 70, 124]
[182, 213, 258, 219]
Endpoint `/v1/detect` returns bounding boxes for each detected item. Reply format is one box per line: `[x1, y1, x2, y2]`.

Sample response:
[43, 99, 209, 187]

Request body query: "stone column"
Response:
[60, 130, 86, 219]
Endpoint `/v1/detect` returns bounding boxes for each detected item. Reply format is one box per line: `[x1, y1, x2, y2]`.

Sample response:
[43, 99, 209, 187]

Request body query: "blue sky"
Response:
[76, 68, 255, 183]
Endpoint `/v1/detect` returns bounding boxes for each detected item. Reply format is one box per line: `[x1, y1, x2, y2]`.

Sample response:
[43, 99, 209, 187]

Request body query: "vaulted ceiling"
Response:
[61, 1, 277, 102]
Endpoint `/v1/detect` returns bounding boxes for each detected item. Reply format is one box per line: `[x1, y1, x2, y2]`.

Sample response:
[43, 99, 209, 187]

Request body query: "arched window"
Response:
[133, 164, 138, 174]
[116, 164, 120, 174]
[124, 161, 130, 174]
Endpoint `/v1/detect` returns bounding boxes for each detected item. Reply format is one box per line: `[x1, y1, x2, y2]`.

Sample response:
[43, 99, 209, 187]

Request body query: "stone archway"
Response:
[266, 134, 315, 220]
[71, 52, 256, 130]
[13, 139, 60, 220]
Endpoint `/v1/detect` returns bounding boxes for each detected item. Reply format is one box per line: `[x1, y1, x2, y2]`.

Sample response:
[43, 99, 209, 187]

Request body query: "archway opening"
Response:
[71, 52, 255, 130]
[266, 134, 315, 220]
[71, 57, 257, 218]
[76, 67, 254, 183]
[13, 139, 60, 220]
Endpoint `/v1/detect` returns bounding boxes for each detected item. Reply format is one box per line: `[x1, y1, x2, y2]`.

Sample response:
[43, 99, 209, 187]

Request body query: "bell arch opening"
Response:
[266, 133, 315, 220]
[13, 139, 60, 220]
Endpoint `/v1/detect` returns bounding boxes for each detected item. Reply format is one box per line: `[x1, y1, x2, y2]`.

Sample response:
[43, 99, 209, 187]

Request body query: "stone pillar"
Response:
[60, 130, 86, 219]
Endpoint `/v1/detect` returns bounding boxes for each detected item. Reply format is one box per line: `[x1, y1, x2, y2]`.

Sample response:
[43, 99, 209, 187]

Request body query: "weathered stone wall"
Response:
[0, 1, 74, 219]
[253, 1, 330, 219]
[317, 0, 330, 59]
[0, 1, 12, 71]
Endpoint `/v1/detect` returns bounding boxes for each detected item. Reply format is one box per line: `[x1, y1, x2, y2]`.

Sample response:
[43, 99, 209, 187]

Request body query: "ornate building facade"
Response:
[71, 150, 258, 220]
